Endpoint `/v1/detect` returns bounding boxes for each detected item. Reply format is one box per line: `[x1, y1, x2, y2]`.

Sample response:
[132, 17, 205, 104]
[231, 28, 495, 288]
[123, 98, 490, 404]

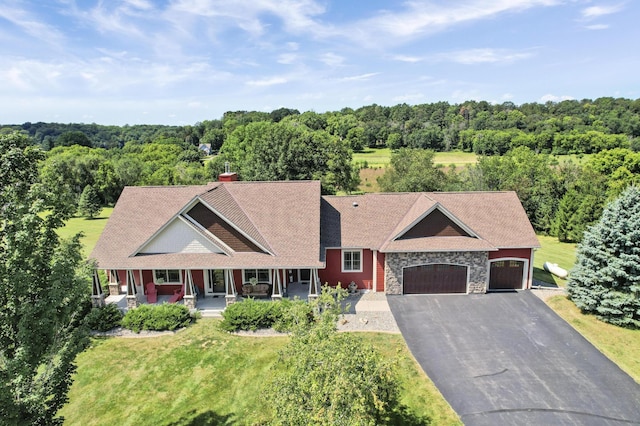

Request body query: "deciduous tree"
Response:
[0, 132, 91, 425]
[265, 287, 404, 425]
[377, 148, 448, 192]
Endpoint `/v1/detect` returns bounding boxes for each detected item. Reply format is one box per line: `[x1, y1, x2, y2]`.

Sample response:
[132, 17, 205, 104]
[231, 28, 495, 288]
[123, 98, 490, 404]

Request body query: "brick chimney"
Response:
[218, 161, 238, 182]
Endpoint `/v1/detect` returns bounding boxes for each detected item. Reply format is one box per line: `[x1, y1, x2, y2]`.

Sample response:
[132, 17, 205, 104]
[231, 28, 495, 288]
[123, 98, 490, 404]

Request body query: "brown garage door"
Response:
[489, 260, 525, 290]
[403, 264, 467, 294]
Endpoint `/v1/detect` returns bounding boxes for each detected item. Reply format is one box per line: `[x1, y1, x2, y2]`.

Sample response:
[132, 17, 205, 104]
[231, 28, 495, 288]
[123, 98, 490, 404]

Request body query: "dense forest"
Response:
[2, 97, 639, 244]
[5, 98, 640, 153]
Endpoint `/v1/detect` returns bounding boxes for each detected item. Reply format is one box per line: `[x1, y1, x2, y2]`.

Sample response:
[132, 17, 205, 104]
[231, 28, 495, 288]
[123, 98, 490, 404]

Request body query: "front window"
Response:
[154, 269, 181, 284]
[243, 269, 270, 283]
[342, 250, 362, 272]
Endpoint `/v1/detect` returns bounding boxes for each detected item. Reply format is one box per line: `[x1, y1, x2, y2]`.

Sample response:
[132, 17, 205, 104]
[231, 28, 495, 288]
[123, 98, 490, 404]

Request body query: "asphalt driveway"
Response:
[388, 291, 640, 425]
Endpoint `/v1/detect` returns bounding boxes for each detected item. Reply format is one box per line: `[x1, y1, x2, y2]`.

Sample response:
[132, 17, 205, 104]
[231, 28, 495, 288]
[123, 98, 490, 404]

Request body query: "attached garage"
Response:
[488, 260, 525, 291]
[403, 264, 468, 294]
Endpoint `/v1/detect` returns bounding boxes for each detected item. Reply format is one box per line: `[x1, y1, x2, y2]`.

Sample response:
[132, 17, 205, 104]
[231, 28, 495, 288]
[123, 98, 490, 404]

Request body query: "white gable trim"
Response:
[393, 202, 480, 241]
[136, 216, 228, 255]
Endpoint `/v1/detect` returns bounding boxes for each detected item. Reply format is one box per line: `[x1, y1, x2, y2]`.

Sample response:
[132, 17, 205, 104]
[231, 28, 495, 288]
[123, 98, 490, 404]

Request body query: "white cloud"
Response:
[320, 52, 344, 67]
[0, 4, 66, 47]
[343, 0, 563, 46]
[277, 53, 299, 64]
[339, 72, 380, 81]
[540, 94, 575, 103]
[581, 4, 623, 19]
[432, 48, 534, 64]
[585, 24, 609, 30]
[393, 55, 423, 63]
[246, 76, 288, 87]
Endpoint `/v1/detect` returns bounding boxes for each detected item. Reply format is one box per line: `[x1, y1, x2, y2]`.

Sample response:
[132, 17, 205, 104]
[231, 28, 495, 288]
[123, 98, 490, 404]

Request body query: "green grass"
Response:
[59, 320, 461, 425]
[353, 147, 392, 167]
[533, 235, 577, 286]
[57, 208, 113, 257]
[433, 151, 477, 166]
[353, 148, 478, 169]
[546, 296, 640, 383]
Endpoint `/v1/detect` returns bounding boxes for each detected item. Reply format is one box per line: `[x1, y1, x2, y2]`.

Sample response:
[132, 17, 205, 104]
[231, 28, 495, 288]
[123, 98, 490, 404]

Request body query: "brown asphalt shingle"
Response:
[92, 182, 538, 270]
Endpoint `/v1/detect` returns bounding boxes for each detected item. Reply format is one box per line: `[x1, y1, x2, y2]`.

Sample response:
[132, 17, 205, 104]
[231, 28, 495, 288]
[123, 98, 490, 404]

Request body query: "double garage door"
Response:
[404, 264, 468, 294]
[403, 260, 526, 294]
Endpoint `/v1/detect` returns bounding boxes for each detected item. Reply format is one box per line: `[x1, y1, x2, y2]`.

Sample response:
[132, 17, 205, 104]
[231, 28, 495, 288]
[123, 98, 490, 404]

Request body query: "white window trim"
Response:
[341, 249, 363, 273]
[242, 269, 272, 284]
[153, 269, 182, 285]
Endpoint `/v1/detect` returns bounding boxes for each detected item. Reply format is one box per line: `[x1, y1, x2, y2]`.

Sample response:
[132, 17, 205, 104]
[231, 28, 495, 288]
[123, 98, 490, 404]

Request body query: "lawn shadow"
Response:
[165, 409, 235, 426]
[85, 215, 110, 221]
[532, 267, 559, 287]
[388, 405, 433, 425]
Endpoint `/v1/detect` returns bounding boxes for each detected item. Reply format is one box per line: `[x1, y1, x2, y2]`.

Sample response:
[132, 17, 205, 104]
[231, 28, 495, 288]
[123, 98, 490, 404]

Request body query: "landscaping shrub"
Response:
[220, 298, 313, 332]
[121, 303, 192, 333]
[85, 303, 123, 332]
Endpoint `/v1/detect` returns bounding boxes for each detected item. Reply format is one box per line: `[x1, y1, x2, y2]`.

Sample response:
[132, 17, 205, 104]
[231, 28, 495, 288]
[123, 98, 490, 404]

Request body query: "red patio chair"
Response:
[168, 287, 184, 303]
[146, 282, 158, 303]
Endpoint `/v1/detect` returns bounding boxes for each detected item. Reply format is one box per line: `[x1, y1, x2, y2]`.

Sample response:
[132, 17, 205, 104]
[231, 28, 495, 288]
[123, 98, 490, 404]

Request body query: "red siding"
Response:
[319, 248, 374, 289]
[489, 248, 532, 259]
[233, 270, 243, 293]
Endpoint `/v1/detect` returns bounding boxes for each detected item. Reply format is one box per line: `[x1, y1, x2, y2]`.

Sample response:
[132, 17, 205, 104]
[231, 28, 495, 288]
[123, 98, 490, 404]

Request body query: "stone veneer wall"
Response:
[385, 251, 489, 294]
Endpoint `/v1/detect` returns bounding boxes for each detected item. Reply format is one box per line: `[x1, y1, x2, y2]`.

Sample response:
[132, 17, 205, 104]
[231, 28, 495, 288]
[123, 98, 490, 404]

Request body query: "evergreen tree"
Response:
[78, 185, 102, 218]
[567, 185, 640, 328]
[0, 132, 91, 425]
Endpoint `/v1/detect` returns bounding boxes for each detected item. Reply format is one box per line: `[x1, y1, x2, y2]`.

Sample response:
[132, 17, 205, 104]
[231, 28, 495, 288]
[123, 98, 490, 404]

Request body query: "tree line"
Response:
[3, 97, 639, 154]
[2, 97, 639, 243]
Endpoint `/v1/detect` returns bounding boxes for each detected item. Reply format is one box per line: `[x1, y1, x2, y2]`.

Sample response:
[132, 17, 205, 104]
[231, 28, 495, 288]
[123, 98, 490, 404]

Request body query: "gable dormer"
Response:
[395, 204, 476, 240]
[184, 202, 266, 253]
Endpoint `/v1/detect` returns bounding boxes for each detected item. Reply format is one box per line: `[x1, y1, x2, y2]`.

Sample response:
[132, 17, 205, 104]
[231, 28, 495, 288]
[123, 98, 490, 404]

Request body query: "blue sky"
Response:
[1, 0, 638, 125]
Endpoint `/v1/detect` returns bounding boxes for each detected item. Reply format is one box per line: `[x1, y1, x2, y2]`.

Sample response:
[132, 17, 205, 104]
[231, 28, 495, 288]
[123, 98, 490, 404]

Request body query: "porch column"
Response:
[126, 270, 138, 309]
[91, 270, 105, 308]
[528, 249, 535, 290]
[108, 269, 120, 296]
[372, 250, 378, 293]
[308, 268, 320, 300]
[183, 269, 197, 309]
[271, 269, 283, 301]
[225, 270, 237, 306]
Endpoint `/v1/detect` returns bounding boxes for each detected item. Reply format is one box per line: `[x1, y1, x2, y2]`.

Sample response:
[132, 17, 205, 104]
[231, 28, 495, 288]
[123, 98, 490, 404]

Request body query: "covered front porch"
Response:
[93, 268, 323, 315]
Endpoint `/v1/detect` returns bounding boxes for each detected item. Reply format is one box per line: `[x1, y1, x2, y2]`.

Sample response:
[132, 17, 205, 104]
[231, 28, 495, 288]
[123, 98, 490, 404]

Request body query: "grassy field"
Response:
[59, 320, 461, 425]
[353, 148, 478, 169]
[57, 208, 113, 256]
[546, 296, 640, 383]
[532, 235, 577, 286]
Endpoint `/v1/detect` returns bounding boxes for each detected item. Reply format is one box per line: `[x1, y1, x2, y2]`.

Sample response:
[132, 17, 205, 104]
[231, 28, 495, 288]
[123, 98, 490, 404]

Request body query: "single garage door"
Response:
[489, 260, 525, 290]
[403, 264, 467, 294]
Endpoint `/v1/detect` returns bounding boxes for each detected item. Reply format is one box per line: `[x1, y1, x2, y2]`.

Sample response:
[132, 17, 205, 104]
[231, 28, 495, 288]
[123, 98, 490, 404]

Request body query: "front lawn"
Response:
[57, 208, 114, 256]
[533, 235, 576, 286]
[59, 319, 461, 425]
[546, 296, 640, 383]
